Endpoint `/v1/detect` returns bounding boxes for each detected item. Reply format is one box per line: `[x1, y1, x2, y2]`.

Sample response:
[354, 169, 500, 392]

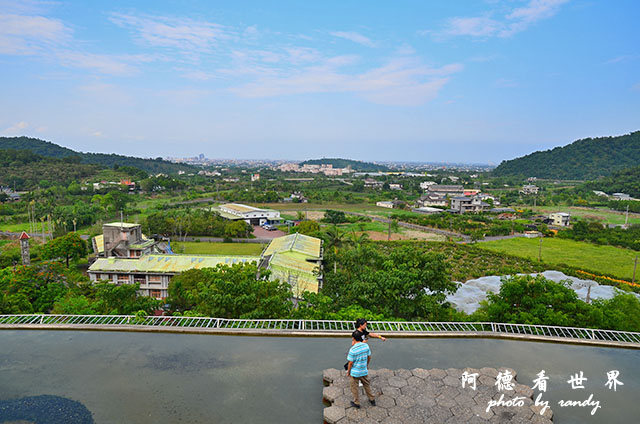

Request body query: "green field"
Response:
[477, 237, 638, 281]
[171, 241, 265, 256]
[523, 206, 640, 225]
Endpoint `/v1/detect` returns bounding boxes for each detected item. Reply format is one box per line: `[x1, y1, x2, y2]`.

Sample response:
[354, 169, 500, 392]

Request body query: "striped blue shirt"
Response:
[347, 342, 371, 377]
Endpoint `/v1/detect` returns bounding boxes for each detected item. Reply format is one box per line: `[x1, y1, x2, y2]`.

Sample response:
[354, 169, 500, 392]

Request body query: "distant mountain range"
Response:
[493, 131, 640, 180]
[300, 158, 389, 172]
[0, 137, 194, 174]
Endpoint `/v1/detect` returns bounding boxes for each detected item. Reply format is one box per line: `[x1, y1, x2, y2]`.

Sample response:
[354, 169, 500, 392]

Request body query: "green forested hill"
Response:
[584, 166, 640, 198]
[492, 131, 640, 179]
[0, 136, 194, 174]
[300, 157, 389, 171]
[0, 149, 100, 190]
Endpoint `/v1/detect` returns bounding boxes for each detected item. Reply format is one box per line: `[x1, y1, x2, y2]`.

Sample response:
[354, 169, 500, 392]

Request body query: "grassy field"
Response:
[171, 241, 265, 256]
[477, 237, 638, 281]
[522, 206, 640, 225]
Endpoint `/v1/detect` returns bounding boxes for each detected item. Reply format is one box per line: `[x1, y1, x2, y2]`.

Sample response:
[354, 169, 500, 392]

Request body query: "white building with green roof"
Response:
[88, 227, 322, 300]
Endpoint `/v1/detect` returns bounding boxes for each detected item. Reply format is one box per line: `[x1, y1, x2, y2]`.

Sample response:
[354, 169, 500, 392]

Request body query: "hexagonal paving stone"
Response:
[406, 376, 424, 387]
[395, 369, 413, 379]
[414, 393, 437, 408]
[443, 375, 460, 387]
[345, 406, 368, 421]
[435, 392, 458, 409]
[367, 406, 389, 421]
[376, 368, 395, 379]
[323, 406, 345, 424]
[429, 368, 447, 379]
[395, 394, 417, 409]
[480, 367, 499, 377]
[380, 386, 401, 399]
[412, 368, 430, 379]
[399, 385, 420, 398]
[388, 376, 408, 388]
[324, 368, 342, 383]
[375, 394, 396, 409]
[323, 385, 344, 402]
[471, 403, 495, 420]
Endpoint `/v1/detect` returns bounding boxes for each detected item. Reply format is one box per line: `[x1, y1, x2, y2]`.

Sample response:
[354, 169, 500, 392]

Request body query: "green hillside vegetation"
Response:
[0, 149, 100, 190]
[0, 136, 194, 175]
[493, 131, 640, 179]
[584, 166, 640, 198]
[300, 157, 389, 172]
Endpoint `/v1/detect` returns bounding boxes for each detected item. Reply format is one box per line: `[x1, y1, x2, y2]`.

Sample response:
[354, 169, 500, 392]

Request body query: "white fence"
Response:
[1, 314, 639, 346]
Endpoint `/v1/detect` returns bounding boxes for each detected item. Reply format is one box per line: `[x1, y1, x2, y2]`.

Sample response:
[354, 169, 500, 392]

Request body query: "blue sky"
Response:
[0, 0, 638, 164]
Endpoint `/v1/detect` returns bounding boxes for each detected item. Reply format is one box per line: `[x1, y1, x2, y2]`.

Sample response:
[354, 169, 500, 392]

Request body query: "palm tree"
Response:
[324, 225, 345, 273]
[348, 230, 369, 250]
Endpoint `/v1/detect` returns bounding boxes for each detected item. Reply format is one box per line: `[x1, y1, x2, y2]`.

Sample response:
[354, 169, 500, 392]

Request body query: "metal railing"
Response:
[1, 315, 639, 346]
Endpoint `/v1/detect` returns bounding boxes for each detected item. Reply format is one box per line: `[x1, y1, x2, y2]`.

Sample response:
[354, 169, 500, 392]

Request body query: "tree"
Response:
[297, 220, 320, 236]
[481, 275, 598, 327]
[41, 233, 87, 267]
[322, 244, 456, 320]
[92, 282, 160, 315]
[324, 210, 348, 224]
[324, 225, 345, 273]
[167, 263, 292, 318]
[224, 220, 252, 238]
[0, 262, 69, 313]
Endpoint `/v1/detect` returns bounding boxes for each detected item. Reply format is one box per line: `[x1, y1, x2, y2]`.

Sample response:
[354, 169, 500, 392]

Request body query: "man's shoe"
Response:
[369, 399, 376, 406]
[350, 401, 361, 409]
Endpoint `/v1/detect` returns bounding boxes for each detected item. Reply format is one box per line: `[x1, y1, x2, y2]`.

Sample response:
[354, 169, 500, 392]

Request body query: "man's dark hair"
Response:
[355, 318, 367, 329]
[352, 330, 365, 342]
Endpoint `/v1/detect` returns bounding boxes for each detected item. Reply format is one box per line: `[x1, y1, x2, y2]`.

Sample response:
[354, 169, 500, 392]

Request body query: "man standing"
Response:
[346, 332, 376, 408]
[352, 318, 386, 343]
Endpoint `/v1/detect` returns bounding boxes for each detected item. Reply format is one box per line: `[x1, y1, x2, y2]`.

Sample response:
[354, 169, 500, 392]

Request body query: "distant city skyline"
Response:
[0, 0, 638, 163]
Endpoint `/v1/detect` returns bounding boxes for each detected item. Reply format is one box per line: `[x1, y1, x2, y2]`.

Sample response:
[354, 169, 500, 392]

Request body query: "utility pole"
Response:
[633, 255, 638, 285]
[538, 235, 543, 262]
[387, 214, 391, 241]
[625, 204, 629, 227]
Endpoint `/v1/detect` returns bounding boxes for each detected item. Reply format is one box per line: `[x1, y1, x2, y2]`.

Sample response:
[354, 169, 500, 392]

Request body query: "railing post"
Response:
[491, 323, 496, 333]
[40, 315, 43, 324]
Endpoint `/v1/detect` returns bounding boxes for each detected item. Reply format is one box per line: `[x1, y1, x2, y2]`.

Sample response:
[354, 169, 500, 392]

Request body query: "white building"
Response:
[419, 181, 437, 190]
[218, 203, 281, 226]
[450, 196, 490, 213]
[612, 193, 632, 201]
[549, 212, 571, 227]
[376, 201, 395, 209]
[521, 185, 539, 195]
[389, 183, 403, 190]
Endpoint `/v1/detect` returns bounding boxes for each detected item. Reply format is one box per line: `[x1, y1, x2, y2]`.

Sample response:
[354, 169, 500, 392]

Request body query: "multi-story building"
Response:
[92, 222, 167, 258]
[427, 185, 465, 197]
[450, 196, 490, 213]
[549, 212, 571, 227]
[88, 229, 323, 299]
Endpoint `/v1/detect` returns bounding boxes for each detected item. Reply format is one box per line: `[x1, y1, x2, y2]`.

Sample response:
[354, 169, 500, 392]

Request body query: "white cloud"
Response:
[329, 31, 375, 47]
[109, 13, 231, 54]
[3, 121, 29, 134]
[0, 11, 154, 76]
[229, 56, 463, 106]
[56, 51, 152, 76]
[0, 13, 71, 55]
[438, 0, 569, 38]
